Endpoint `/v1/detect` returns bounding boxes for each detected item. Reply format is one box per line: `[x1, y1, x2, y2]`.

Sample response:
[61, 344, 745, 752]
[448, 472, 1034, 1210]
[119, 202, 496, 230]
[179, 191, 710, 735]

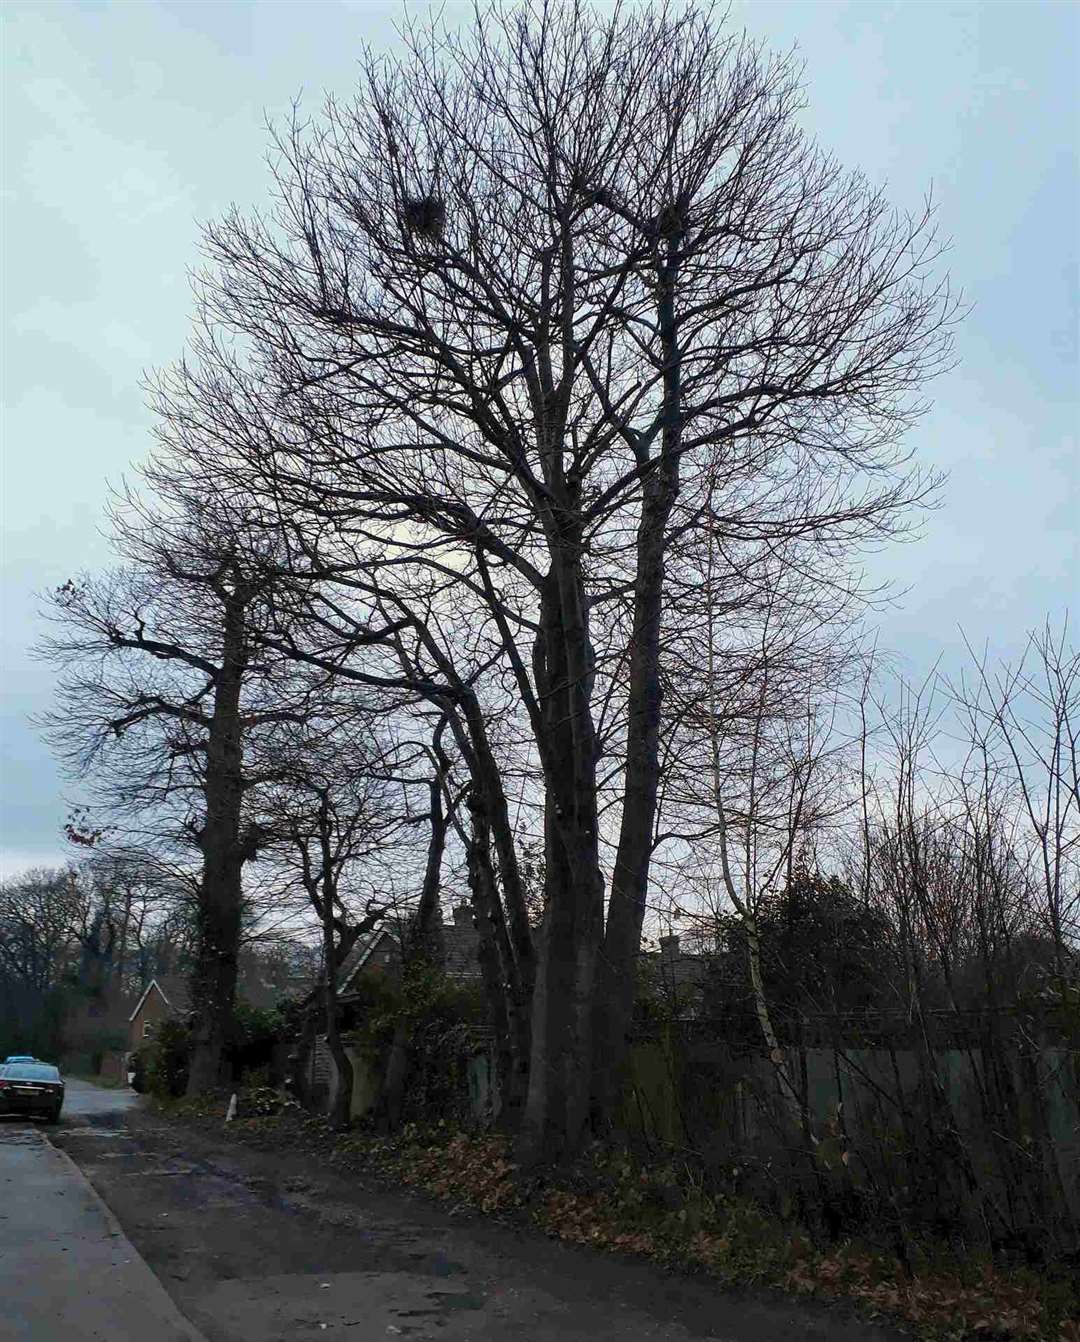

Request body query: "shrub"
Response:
[230, 1001, 293, 1080]
[145, 1017, 192, 1098]
[242, 1084, 299, 1117]
[129, 1047, 149, 1093]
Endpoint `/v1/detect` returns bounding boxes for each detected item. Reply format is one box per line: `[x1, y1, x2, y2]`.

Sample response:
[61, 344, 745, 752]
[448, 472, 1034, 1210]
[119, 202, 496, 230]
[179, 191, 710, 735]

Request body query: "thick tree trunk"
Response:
[520, 555, 605, 1164]
[186, 595, 248, 1096]
[592, 239, 683, 1132]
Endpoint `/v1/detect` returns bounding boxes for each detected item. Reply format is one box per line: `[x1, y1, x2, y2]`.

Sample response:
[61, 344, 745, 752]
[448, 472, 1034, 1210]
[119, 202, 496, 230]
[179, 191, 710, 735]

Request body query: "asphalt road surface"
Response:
[0, 1080, 205, 1341]
[60, 1075, 142, 1122]
[37, 1081, 904, 1342]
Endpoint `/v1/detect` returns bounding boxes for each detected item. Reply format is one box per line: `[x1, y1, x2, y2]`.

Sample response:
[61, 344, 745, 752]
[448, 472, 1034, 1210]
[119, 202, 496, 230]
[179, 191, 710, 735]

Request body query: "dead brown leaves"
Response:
[784, 1249, 1073, 1340]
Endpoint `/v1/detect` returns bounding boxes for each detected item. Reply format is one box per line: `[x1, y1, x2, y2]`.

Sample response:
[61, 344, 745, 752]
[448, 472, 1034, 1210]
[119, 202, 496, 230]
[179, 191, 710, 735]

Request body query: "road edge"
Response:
[44, 1130, 211, 1342]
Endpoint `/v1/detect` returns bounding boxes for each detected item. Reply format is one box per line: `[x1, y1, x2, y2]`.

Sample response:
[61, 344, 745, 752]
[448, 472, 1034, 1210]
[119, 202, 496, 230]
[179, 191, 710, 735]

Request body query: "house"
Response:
[62, 982, 136, 1078]
[638, 934, 707, 1021]
[337, 926, 404, 995]
[300, 905, 483, 1116]
[236, 944, 320, 1011]
[127, 974, 192, 1052]
[337, 903, 482, 1001]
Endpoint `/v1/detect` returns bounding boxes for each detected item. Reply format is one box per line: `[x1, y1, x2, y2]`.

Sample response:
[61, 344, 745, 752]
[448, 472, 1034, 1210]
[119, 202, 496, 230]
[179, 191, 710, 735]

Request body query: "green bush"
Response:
[230, 1001, 292, 1079]
[331, 962, 485, 1127]
[145, 1018, 193, 1098]
[242, 1084, 300, 1117]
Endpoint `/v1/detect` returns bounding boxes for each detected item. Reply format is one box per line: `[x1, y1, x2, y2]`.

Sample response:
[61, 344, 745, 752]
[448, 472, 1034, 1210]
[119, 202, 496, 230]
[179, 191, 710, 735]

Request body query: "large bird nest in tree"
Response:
[401, 194, 446, 240]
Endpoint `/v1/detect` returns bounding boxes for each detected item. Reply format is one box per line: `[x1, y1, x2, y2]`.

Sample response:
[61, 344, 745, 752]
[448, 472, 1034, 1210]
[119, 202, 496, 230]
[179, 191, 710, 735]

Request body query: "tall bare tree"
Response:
[150, 2, 954, 1156]
[37, 485, 326, 1092]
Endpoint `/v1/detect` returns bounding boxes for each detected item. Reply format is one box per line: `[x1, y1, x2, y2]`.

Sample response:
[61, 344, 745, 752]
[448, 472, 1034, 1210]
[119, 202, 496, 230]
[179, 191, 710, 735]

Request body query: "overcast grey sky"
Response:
[1, 0, 1076, 877]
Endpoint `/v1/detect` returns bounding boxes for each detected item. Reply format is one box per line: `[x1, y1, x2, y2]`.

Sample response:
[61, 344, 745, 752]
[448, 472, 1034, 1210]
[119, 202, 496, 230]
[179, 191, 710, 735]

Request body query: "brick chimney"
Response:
[452, 904, 473, 929]
[659, 934, 680, 966]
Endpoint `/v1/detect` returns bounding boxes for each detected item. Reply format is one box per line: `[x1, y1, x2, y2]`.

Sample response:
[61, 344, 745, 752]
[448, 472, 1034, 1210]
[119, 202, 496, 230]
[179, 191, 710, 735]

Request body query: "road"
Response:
[35, 1081, 905, 1342]
[60, 1075, 142, 1121]
[0, 1080, 205, 1341]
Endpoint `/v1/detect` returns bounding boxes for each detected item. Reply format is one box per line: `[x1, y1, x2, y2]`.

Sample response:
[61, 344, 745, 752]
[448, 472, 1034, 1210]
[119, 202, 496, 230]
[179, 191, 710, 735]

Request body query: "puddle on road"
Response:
[53, 1129, 135, 1140]
[118, 1165, 200, 1177]
[0, 1125, 46, 1147]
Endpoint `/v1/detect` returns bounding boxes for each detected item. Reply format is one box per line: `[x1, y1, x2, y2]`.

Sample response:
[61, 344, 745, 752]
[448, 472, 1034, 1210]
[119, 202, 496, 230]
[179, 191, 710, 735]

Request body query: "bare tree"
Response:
[842, 626, 1079, 1257]
[36, 483, 327, 1093]
[261, 702, 454, 1129]
[954, 620, 1080, 978]
[0, 867, 81, 1004]
[147, 1, 955, 1157]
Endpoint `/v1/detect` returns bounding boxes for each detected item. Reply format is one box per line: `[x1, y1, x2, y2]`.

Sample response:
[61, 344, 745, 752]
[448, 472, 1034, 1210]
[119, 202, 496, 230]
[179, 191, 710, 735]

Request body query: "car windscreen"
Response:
[1, 1064, 60, 1081]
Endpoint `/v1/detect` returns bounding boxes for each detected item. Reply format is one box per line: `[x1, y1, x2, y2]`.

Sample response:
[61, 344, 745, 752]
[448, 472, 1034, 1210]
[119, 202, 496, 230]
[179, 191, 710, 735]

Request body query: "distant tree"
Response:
[37, 485, 323, 1094]
[258, 704, 441, 1128]
[0, 867, 81, 1056]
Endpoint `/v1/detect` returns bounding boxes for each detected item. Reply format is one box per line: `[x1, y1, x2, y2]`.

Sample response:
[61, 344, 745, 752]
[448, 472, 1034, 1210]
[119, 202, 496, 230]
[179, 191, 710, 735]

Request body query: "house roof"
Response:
[638, 947, 707, 1018]
[337, 916, 483, 996]
[238, 971, 315, 1011]
[127, 974, 191, 1022]
[338, 927, 400, 994]
[442, 925, 482, 979]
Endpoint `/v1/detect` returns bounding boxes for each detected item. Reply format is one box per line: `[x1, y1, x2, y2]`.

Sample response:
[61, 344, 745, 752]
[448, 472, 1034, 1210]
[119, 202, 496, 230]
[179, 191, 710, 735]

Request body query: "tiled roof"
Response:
[442, 925, 481, 979]
[337, 916, 482, 994]
[128, 974, 191, 1021]
[338, 928, 400, 993]
[153, 974, 192, 1013]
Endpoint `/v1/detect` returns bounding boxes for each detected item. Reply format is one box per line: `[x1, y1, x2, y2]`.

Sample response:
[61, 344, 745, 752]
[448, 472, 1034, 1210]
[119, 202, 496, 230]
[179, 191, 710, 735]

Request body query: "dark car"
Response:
[0, 1062, 64, 1123]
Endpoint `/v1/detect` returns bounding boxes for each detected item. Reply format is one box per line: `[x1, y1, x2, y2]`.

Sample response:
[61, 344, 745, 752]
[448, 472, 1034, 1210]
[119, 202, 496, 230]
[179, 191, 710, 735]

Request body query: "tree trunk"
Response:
[455, 694, 535, 1002]
[322, 909, 353, 1131]
[445, 697, 535, 1124]
[520, 554, 605, 1164]
[186, 594, 248, 1096]
[465, 795, 529, 1128]
[378, 761, 449, 1133]
[592, 237, 683, 1132]
[379, 1020, 410, 1131]
[288, 999, 319, 1106]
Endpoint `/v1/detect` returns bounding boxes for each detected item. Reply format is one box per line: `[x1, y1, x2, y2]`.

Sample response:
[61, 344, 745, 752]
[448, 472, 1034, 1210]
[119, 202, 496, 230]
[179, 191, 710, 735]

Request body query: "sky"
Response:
[1, 0, 1077, 877]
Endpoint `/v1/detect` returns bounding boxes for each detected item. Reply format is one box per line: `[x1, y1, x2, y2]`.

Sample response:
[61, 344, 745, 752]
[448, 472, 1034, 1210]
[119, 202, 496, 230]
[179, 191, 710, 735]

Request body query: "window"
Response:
[1, 1063, 60, 1082]
[142, 1022, 155, 1039]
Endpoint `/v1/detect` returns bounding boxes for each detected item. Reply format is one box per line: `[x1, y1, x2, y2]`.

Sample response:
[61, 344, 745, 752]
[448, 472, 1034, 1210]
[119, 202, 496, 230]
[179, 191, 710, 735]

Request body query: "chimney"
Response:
[659, 934, 680, 966]
[452, 904, 473, 929]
